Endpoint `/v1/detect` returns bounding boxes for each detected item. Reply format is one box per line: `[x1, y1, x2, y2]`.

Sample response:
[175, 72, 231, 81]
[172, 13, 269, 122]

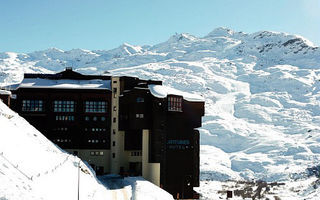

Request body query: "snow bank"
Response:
[0, 90, 11, 95]
[0, 101, 112, 200]
[99, 175, 173, 200]
[148, 84, 204, 102]
[15, 78, 111, 90]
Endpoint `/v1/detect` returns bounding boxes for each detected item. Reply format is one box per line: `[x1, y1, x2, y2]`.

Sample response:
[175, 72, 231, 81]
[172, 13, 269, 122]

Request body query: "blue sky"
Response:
[0, 0, 319, 52]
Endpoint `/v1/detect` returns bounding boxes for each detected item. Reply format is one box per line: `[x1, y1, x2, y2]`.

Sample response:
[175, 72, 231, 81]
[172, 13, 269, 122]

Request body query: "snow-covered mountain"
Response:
[1, 27, 320, 199]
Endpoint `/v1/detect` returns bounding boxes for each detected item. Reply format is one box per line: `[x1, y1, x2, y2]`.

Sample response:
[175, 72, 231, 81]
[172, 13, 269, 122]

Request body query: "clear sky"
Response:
[0, 0, 319, 53]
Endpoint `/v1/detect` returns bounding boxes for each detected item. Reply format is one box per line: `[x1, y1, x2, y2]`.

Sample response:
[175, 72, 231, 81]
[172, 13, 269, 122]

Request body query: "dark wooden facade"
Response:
[118, 77, 204, 199]
[11, 88, 111, 150]
[8, 69, 204, 199]
[0, 90, 11, 106]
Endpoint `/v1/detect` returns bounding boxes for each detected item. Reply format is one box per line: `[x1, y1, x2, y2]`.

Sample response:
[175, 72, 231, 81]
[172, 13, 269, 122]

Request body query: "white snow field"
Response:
[0, 101, 173, 200]
[1, 27, 320, 199]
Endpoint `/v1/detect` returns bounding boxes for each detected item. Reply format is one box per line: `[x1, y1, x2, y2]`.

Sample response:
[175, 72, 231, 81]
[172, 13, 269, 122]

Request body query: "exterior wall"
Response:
[125, 150, 142, 163]
[64, 149, 110, 174]
[148, 96, 203, 199]
[142, 129, 160, 186]
[110, 77, 126, 174]
[119, 88, 151, 131]
[11, 88, 111, 150]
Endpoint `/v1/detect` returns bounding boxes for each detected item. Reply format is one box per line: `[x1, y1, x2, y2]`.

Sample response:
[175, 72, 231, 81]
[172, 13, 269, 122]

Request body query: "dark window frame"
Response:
[22, 100, 43, 112]
[85, 101, 107, 113]
[53, 100, 75, 112]
[167, 95, 183, 112]
[136, 97, 145, 103]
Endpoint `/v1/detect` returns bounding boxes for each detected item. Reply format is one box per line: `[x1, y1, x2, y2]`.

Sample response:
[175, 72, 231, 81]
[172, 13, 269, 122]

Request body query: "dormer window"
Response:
[168, 96, 182, 112]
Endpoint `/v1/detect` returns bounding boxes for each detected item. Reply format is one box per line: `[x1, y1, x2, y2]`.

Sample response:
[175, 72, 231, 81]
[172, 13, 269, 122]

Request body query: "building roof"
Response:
[148, 84, 204, 102]
[16, 78, 111, 90]
[5, 69, 204, 100]
[24, 68, 111, 80]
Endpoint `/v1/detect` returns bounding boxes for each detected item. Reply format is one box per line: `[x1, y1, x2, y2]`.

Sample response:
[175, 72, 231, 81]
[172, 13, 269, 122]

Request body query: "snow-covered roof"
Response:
[16, 78, 111, 90]
[148, 84, 204, 102]
[0, 89, 11, 95]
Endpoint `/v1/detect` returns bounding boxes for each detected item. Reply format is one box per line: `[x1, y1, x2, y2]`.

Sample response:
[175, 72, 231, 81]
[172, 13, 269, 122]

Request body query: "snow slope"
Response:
[0, 101, 173, 200]
[1, 27, 320, 199]
[0, 101, 112, 200]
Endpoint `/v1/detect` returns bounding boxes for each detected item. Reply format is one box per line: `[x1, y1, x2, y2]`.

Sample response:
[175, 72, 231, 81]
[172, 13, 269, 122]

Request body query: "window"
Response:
[54, 100, 75, 112]
[113, 117, 116, 123]
[131, 151, 142, 156]
[55, 115, 74, 121]
[113, 88, 117, 98]
[168, 96, 182, 112]
[90, 151, 104, 156]
[88, 139, 99, 143]
[89, 127, 106, 132]
[120, 114, 128, 121]
[85, 101, 107, 113]
[112, 141, 115, 146]
[135, 114, 144, 118]
[53, 127, 68, 131]
[22, 100, 43, 112]
[136, 97, 144, 103]
[112, 153, 115, 158]
[101, 116, 106, 121]
[55, 139, 71, 143]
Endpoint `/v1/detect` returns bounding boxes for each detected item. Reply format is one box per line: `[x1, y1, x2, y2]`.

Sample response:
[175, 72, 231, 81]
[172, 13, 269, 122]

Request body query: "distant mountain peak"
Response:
[167, 33, 198, 42]
[41, 47, 65, 53]
[120, 43, 143, 54]
[290, 35, 317, 48]
[66, 48, 97, 55]
[103, 43, 144, 57]
[206, 27, 238, 38]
